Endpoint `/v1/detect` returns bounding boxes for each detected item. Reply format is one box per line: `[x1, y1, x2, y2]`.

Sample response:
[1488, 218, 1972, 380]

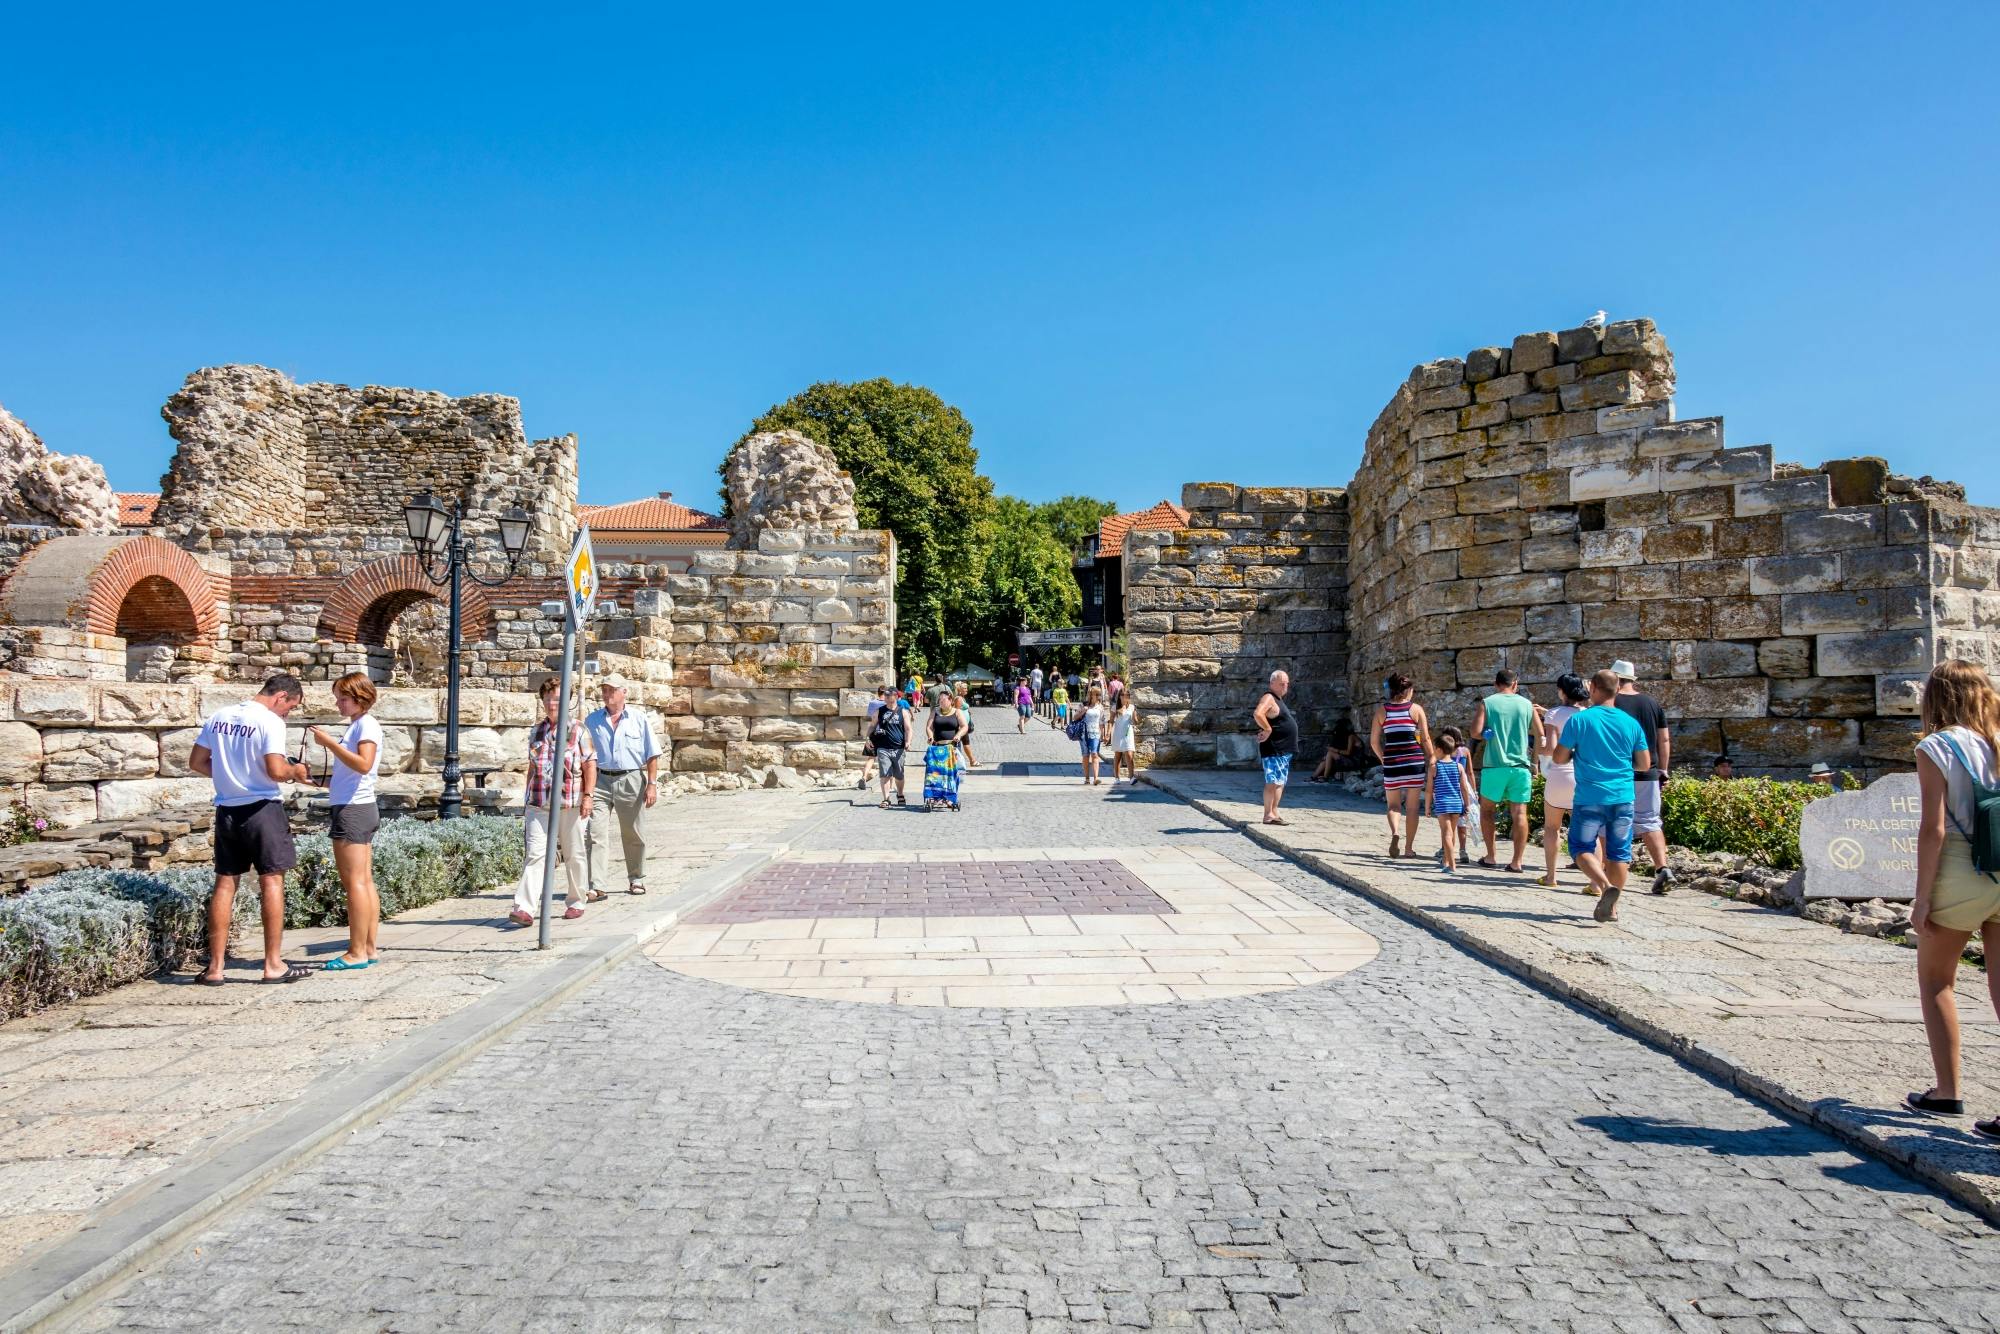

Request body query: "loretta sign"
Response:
[1801, 772, 1921, 901]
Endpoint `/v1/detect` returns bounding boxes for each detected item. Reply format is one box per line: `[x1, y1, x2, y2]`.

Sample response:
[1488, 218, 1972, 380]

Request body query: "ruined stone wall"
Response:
[649, 528, 895, 778]
[1132, 320, 2000, 777]
[155, 368, 576, 562]
[1122, 487, 1349, 766]
[0, 677, 544, 829]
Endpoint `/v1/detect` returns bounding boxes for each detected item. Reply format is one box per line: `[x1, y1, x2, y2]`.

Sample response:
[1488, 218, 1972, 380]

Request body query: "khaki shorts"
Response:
[1929, 834, 2000, 933]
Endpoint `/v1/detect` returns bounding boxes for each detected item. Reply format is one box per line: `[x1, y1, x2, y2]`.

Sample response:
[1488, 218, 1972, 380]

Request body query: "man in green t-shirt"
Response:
[1471, 668, 1543, 873]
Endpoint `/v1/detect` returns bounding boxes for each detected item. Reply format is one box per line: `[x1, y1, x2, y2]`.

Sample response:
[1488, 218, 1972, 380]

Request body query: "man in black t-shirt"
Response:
[1610, 658, 1674, 894]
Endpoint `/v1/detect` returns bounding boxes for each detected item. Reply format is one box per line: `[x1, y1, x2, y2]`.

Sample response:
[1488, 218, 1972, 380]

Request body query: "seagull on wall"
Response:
[1584, 310, 1607, 330]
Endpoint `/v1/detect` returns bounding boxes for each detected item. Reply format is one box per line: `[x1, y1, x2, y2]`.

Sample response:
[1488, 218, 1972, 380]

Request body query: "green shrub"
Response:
[0, 868, 214, 1023]
[1, 815, 525, 1021]
[284, 815, 524, 928]
[1661, 776, 1835, 869]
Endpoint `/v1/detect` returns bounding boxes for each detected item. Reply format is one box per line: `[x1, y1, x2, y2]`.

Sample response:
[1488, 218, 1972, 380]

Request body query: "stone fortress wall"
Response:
[1120, 488, 1349, 766]
[0, 363, 897, 827]
[1126, 319, 2000, 777]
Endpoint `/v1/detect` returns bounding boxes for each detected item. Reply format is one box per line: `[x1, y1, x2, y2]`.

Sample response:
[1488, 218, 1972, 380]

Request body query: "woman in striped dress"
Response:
[1370, 672, 1434, 858]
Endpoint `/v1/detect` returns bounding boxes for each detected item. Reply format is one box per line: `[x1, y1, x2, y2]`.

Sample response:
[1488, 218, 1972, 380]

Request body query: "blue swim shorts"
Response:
[1569, 802, 1636, 864]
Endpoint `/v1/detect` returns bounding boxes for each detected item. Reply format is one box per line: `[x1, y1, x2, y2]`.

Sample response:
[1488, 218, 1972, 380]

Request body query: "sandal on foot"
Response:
[879, 799, 893, 809]
[587, 890, 609, 903]
[261, 964, 313, 984]
[1537, 875, 1559, 888]
[1476, 858, 1499, 869]
[196, 975, 226, 987]
[1388, 837, 1400, 857]
[1591, 886, 1621, 922]
[1906, 1090, 1966, 1117]
[322, 957, 374, 972]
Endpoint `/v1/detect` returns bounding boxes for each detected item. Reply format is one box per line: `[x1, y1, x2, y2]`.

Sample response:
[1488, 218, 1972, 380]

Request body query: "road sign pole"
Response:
[537, 525, 596, 951]
[536, 606, 578, 951]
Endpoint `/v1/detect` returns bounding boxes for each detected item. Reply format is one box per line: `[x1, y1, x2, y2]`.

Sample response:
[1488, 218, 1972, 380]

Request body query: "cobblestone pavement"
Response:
[74, 715, 2000, 1331]
[0, 788, 824, 1274]
[1144, 766, 2000, 1222]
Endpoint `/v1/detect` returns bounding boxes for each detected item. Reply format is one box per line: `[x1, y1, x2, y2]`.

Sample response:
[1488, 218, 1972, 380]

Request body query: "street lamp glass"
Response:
[404, 492, 448, 550]
[497, 506, 531, 558]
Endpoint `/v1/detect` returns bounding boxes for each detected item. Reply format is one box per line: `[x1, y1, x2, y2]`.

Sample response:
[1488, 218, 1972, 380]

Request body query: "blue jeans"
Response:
[1570, 802, 1635, 864]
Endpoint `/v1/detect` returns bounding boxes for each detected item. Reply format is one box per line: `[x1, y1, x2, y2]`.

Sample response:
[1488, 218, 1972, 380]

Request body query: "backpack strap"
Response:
[1936, 732, 1981, 843]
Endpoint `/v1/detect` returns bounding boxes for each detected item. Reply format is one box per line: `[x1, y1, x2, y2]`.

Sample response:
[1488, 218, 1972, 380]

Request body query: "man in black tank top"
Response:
[1254, 670, 1298, 825]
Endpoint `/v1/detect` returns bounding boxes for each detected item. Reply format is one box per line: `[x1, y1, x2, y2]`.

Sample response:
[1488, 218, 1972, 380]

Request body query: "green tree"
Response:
[1034, 495, 1119, 555]
[949, 497, 1082, 671]
[723, 379, 993, 675]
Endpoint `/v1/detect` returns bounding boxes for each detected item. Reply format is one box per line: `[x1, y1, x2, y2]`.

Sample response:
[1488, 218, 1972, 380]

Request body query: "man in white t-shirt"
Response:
[192, 674, 311, 985]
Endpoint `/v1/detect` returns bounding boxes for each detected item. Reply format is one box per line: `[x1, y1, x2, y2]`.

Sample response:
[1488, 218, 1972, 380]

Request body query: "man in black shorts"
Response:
[192, 674, 312, 984]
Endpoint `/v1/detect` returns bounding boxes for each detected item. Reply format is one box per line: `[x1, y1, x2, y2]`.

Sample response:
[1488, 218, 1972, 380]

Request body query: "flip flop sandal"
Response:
[322, 957, 374, 972]
[1906, 1090, 1966, 1117]
[879, 800, 893, 809]
[629, 885, 648, 895]
[196, 976, 226, 987]
[262, 964, 313, 984]
[1537, 875, 1559, 888]
[1388, 837, 1400, 857]
[1476, 858, 1499, 869]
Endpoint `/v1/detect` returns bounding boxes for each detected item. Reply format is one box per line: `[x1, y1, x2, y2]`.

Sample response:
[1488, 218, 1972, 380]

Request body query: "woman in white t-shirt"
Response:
[1905, 659, 2000, 1138]
[309, 672, 385, 971]
[1535, 673, 1591, 891]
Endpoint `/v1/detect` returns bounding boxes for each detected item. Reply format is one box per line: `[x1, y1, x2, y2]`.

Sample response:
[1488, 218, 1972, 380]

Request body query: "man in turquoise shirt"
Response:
[1554, 669, 1652, 923]
[1470, 668, 1542, 873]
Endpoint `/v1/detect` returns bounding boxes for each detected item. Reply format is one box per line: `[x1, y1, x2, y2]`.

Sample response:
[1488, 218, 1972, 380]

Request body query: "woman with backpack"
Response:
[1906, 659, 2000, 1139]
[868, 687, 913, 808]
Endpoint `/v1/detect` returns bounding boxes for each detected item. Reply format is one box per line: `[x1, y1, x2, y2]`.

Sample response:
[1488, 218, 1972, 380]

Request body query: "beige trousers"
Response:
[588, 769, 650, 889]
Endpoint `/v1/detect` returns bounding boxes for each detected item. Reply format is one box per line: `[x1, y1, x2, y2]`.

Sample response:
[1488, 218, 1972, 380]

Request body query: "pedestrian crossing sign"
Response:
[566, 526, 597, 626]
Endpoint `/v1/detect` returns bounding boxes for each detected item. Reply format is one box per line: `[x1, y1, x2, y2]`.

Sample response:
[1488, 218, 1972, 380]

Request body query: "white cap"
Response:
[1609, 659, 1638, 680]
[600, 673, 632, 691]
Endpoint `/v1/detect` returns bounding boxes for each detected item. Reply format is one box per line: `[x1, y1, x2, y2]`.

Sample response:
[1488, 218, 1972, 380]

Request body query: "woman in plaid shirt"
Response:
[510, 678, 597, 927]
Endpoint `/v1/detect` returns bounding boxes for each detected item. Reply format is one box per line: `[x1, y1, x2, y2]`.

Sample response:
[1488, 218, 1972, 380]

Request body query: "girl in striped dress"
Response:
[1429, 731, 1468, 872]
[1370, 673, 1434, 858]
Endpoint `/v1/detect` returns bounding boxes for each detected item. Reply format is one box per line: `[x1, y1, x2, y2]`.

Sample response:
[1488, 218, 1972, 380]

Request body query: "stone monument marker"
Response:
[1801, 772, 1921, 901]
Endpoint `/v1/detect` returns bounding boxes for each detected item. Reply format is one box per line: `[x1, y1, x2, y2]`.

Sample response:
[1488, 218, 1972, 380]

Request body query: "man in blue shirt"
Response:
[583, 674, 662, 896]
[1554, 669, 1652, 923]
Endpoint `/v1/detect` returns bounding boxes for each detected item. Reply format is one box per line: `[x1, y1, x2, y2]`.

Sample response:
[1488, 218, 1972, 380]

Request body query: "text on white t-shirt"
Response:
[196, 699, 289, 806]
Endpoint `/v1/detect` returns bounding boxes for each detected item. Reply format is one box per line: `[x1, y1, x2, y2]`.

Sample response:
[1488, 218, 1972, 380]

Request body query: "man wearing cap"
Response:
[1807, 762, 1836, 786]
[1609, 658, 1675, 894]
[1554, 669, 1654, 923]
[583, 674, 661, 895]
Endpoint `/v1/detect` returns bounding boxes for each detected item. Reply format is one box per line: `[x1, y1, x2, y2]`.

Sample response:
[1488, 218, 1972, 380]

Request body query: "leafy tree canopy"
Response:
[724, 379, 992, 675]
[1034, 496, 1119, 555]
[947, 496, 1082, 675]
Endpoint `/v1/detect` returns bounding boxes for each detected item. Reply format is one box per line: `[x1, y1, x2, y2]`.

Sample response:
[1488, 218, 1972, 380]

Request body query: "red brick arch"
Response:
[82, 536, 222, 639]
[318, 555, 496, 645]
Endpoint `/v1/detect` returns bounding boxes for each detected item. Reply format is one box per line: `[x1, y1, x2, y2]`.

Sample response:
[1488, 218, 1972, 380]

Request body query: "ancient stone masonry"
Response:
[1125, 319, 2000, 777]
[1, 364, 901, 826]
[1122, 489, 1348, 766]
[0, 402, 119, 532]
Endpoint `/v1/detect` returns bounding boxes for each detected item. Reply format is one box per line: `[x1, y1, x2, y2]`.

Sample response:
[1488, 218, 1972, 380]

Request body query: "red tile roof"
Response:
[118, 492, 159, 526]
[1096, 500, 1190, 558]
[576, 493, 726, 531]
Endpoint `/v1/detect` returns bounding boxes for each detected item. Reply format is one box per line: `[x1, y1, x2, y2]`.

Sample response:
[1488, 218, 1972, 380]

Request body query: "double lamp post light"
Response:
[402, 491, 532, 819]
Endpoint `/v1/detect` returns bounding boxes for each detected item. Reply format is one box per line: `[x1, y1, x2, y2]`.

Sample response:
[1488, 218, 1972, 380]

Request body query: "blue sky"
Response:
[3, 4, 1995, 512]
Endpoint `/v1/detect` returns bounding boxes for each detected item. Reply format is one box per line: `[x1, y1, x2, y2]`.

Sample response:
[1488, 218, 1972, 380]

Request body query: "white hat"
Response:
[1808, 761, 1833, 775]
[1609, 659, 1638, 680]
[600, 673, 632, 691]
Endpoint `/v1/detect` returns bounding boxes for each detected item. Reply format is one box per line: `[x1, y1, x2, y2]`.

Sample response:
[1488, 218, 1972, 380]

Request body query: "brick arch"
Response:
[81, 536, 222, 639]
[318, 555, 496, 645]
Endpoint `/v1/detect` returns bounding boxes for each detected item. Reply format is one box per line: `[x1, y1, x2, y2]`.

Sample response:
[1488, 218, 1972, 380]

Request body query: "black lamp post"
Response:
[403, 491, 532, 819]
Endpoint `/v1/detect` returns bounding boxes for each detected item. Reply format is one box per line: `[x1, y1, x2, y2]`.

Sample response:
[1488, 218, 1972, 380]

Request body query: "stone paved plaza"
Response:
[64, 712, 2000, 1332]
